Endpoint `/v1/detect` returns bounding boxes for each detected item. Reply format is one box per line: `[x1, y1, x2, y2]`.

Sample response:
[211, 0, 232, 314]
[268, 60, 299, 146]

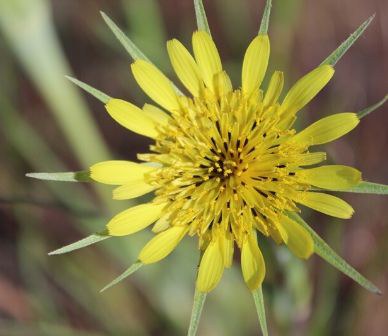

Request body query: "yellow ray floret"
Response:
[131, 59, 180, 112]
[242, 34, 270, 97]
[167, 39, 203, 97]
[196, 237, 225, 292]
[296, 165, 361, 190]
[107, 203, 166, 236]
[281, 65, 335, 117]
[192, 31, 222, 92]
[113, 181, 156, 200]
[291, 113, 359, 145]
[241, 231, 266, 291]
[280, 215, 314, 259]
[263, 70, 284, 107]
[296, 192, 354, 219]
[90, 160, 155, 185]
[139, 226, 188, 264]
[105, 99, 159, 138]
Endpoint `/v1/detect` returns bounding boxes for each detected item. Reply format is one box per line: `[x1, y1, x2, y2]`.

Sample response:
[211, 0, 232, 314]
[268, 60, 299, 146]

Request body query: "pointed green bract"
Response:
[321, 14, 375, 66]
[288, 212, 381, 295]
[194, 0, 211, 35]
[100, 262, 143, 293]
[187, 289, 206, 336]
[26, 170, 92, 183]
[340, 181, 388, 194]
[66, 76, 111, 104]
[358, 95, 388, 119]
[259, 0, 272, 34]
[49, 232, 110, 255]
[252, 287, 268, 336]
[100, 11, 150, 62]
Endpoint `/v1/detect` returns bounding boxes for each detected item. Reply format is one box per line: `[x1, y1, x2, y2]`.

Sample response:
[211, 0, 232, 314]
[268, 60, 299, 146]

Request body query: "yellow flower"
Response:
[89, 27, 363, 292]
[32, 1, 386, 334]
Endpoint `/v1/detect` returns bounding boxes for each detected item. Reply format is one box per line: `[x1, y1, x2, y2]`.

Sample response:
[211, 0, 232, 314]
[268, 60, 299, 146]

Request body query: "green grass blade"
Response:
[187, 289, 206, 336]
[26, 171, 92, 183]
[194, 0, 211, 35]
[49, 233, 110, 255]
[321, 14, 375, 66]
[100, 11, 150, 61]
[340, 181, 388, 194]
[288, 212, 381, 295]
[100, 262, 143, 293]
[252, 287, 268, 336]
[358, 95, 388, 119]
[259, 0, 272, 34]
[66, 76, 110, 104]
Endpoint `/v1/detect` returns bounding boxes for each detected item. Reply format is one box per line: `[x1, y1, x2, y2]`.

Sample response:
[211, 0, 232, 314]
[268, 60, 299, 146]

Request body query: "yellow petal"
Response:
[196, 238, 224, 292]
[291, 113, 359, 146]
[192, 31, 222, 91]
[280, 215, 314, 259]
[263, 71, 284, 107]
[106, 203, 166, 236]
[296, 192, 354, 219]
[214, 71, 232, 97]
[105, 99, 158, 138]
[281, 65, 335, 116]
[90, 160, 155, 185]
[296, 165, 361, 190]
[142, 103, 170, 125]
[131, 59, 180, 112]
[139, 226, 188, 264]
[241, 231, 266, 291]
[220, 232, 234, 268]
[152, 214, 170, 233]
[242, 34, 270, 96]
[167, 39, 202, 96]
[291, 152, 327, 166]
[113, 180, 156, 200]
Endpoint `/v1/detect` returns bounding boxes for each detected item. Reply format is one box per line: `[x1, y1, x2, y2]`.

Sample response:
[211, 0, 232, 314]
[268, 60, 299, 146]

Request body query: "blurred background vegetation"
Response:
[0, 0, 387, 335]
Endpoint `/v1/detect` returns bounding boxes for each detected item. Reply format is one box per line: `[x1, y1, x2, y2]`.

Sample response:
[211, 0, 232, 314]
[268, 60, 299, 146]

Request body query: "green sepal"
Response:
[252, 287, 268, 336]
[194, 0, 211, 35]
[358, 95, 388, 119]
[26, 170, 92, 183]
[341, 181, 388, 195]
[100, 262, 143, 293]
[321, 14, 375, 66]
[66, 76, 111, 104]
[49, 231, 110, 255]
[100, 11, 150, 61]
[287, 212, 381, 295]
[187, 288, 207, 336]
[259, 0, 272, 35]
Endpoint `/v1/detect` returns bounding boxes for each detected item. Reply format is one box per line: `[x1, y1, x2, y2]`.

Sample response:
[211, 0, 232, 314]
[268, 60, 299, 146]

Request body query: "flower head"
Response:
[34, 1, 386, 334]
[90, 26, 362, 292]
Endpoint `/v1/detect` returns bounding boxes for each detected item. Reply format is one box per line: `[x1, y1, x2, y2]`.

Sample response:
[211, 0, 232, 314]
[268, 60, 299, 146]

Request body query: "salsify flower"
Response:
[29, 1, 387, 334]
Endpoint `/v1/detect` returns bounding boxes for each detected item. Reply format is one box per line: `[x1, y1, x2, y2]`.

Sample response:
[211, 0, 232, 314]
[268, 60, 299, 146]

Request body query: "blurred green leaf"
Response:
[0, 0, 110, 167]
[321, 14, 375, 66]
[288, 212, 381, 294]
